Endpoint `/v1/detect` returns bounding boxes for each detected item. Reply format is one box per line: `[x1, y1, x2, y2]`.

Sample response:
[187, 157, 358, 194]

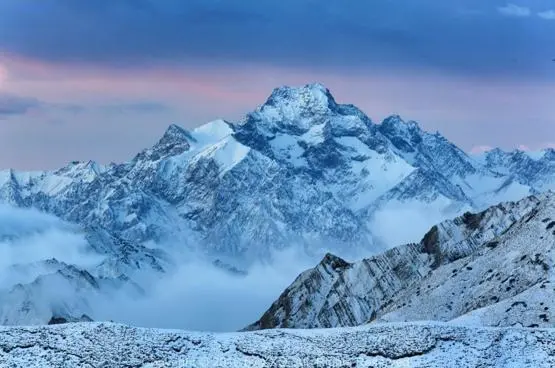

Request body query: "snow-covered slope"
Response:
[2, 322, 555, 367]
[246, 192, 554, 330]
[377, 191, 555, 327]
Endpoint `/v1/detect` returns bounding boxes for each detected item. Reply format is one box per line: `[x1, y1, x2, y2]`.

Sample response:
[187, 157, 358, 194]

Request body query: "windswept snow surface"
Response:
[1, 322, 555, 367]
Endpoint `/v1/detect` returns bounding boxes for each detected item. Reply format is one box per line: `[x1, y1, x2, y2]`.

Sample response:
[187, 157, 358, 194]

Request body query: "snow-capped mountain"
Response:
[0, 84, 544, 262]
[0, 83, 553, 326]
[245, 191, 555, 330]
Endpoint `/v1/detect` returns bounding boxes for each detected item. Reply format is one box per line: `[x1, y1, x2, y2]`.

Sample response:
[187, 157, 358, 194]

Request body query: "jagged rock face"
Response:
[47, 314, 92, 325]
[246, 192, 552, 330]
[378, 192, 555, 328]
[379, 115, 476, 179]
[2, 322, 555, 367]
[0, 84, 546, 265]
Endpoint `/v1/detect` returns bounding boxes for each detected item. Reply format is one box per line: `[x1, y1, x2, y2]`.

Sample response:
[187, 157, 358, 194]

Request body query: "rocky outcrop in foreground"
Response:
[246, 192, 555, 330]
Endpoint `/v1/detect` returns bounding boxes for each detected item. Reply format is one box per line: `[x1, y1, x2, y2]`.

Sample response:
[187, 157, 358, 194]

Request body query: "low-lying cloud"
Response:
[0, 93, 40, 118]
[0, 205, 103, 288]
[369, 200, 471, 247]
[93, 247, 316, 331]
[0, 203, 318, 330]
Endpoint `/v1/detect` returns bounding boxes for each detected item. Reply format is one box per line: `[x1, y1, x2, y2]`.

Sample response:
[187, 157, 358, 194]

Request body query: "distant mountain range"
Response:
[0, 83, 554, 325]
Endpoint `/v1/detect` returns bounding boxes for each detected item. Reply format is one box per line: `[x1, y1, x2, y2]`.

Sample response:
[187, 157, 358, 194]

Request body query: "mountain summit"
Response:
[141, 123, 195, 159]
[261, 83, 338, 117]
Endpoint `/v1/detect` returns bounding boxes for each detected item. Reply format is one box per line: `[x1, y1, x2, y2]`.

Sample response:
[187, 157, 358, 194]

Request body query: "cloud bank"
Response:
[0, 93, 40, 118]
[0, 203, 320, 331]
[1, 0, 554, 79]
[0, 205, 102, 288]
[93, 248, 316, 331]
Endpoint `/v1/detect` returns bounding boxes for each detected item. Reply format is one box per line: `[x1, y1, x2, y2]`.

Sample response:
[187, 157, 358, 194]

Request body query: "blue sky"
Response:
[0, 1, 554, 169]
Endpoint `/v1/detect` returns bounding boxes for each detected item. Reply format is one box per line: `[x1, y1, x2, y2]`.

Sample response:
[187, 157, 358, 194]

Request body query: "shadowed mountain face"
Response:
[245, 192, 555, 330]
[0, 84, 554, 326]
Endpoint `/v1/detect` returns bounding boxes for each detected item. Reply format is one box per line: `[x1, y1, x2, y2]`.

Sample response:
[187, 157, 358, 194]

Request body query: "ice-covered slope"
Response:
[0, 84, 545, 264]
[246, 192, 554, 330]
[2, 322, 555, 368]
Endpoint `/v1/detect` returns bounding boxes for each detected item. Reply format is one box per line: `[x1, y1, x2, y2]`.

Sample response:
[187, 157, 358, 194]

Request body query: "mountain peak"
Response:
[318, 253, 352, 272]
[269, 82, 331, 99]
[487, 147, 504, 154]
[159, 124, 195, 146]
[140, 124, 196, 159]
[381, 115, 421, 131]
[544, 148, 555, 160]
[378, 115, 425, 151]
[232, 83, 343, 145]
[261, 83, 338, 117]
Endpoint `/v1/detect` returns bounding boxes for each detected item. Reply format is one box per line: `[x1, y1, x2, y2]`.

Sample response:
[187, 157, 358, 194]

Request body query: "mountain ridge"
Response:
[245, 191, 555, 331]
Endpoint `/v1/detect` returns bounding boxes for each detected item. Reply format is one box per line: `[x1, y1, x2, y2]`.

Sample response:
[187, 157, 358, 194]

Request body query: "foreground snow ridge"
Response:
[1, 322, 555, 367]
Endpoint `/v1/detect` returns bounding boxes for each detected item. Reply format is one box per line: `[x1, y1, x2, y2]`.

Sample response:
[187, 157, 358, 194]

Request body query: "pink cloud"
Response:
[0, 63, 7, 89]
[1, 52, 554, 169]
[514, 143, 555, 152]
[3, 52, 555, 123]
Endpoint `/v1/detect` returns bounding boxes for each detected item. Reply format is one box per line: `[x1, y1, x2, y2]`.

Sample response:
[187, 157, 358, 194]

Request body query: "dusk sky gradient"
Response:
[0, 0, 554, 169]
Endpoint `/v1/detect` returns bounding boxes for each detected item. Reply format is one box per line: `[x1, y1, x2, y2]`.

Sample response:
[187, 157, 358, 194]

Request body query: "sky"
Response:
[0, 0, 554, 170]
